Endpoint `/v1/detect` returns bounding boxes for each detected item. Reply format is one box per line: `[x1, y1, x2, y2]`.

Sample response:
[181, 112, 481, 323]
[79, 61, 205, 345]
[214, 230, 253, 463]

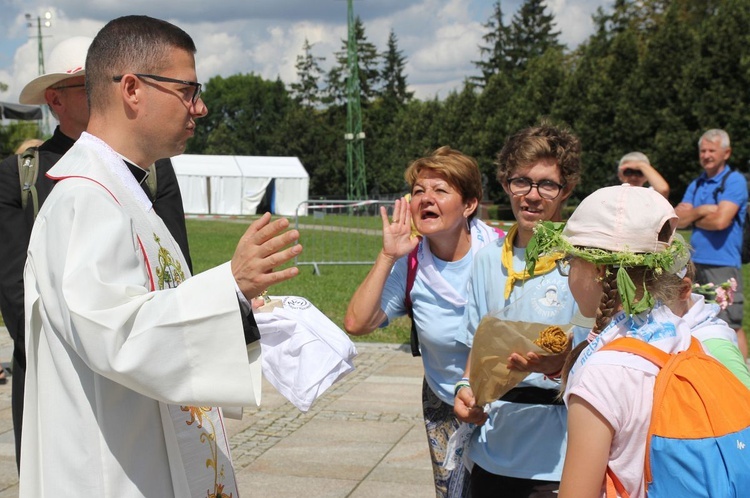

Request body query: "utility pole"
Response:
[25, 11, 52, 135]
[344, 0, 367, 200]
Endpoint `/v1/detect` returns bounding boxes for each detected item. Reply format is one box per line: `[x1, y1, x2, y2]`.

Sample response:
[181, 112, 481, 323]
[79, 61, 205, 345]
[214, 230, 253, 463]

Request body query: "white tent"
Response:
[171, 154, 309, 217]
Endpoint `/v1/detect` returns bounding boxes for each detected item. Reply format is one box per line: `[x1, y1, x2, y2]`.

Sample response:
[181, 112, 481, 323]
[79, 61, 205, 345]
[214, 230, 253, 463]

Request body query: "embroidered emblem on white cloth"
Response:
[283, 296, 313, 310]
[180, 406, 235, 498]
[154, 234, 185, 289]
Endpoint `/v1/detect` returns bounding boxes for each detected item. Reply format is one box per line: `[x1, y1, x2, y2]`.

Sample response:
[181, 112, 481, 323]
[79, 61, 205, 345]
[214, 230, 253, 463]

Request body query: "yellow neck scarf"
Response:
[502, 224, 561, 299]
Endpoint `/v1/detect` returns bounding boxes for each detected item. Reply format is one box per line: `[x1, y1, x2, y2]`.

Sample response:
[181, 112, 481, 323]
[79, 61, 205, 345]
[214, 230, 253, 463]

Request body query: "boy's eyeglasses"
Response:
[507, 177, 566, 200]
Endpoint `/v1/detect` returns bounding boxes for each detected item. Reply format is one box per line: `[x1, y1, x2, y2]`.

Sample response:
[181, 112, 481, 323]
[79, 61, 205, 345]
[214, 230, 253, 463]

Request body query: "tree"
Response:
[290, 39, 325, 108]
[323, 16, 381, 106]
[435, 83, 481, 157]
[0, 121, 41, 158]
[472, 1, 512, 87]
[322, 65, 347, 108]
[366, 29, 414, 194]
[276, 104, 342, 196]
[553, 1, 644, 201]
[379, 30, 413, 110]
[368, 98, 444, 196]
[625, 1, 701, 202]
[475, 70, 516, 200]
[187, 73, 293, 156]
[506, 0, 564, 71]
[690, 0, 750, 173]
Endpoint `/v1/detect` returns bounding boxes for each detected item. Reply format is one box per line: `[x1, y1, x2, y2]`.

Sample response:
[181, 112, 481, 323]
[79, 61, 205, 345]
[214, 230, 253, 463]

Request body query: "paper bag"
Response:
[469, 318, 569, 407]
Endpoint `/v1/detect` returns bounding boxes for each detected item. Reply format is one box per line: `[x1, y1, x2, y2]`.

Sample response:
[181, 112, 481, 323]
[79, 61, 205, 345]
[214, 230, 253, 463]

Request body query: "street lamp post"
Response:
[25, 11, 52, 134]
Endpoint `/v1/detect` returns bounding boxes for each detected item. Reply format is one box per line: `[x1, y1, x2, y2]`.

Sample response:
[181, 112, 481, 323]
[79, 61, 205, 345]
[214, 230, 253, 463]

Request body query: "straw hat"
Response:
[19, 36, 92, 105]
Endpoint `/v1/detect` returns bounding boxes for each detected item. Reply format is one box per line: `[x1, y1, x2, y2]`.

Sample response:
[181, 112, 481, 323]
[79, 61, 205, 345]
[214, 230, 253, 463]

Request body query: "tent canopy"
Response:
[171, 154, 309, 217]
[0, 102, 42, 120]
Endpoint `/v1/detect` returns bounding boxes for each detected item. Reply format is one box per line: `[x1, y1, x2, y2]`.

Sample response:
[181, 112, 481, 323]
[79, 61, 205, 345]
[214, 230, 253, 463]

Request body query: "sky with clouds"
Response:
[1, 0, 612, 104]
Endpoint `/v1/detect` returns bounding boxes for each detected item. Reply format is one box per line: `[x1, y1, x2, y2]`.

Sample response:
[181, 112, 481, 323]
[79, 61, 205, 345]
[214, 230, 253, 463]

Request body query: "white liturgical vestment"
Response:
[20, 133, 261, 497]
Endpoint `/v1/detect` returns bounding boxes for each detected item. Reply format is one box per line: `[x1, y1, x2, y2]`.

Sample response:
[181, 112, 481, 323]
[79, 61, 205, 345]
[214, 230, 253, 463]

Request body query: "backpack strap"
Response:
[601, 336, 703, 368]
[601, 337, 702, 498]
[713, 167, 731, 203]
[405, 245, 420, 357]
[18, 147, 40, 219]
[692, 167, 731, 205]
[605, 466, 630, 498]
[145, 163, 158, 198]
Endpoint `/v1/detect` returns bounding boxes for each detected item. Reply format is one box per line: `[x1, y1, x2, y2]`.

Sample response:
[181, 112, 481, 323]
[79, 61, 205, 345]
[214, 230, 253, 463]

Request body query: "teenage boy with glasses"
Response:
[454, 121, 583, 498]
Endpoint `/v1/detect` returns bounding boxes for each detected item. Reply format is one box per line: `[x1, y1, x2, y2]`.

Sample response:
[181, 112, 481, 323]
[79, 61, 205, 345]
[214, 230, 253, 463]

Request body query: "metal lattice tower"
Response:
[26, 12, 51, 135]
[345, 0, 367, 200]
[34, 21, 46, 75]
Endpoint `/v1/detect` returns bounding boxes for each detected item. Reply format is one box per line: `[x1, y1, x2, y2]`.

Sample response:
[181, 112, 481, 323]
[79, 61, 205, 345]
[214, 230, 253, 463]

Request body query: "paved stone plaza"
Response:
[0, 329, 435, 497]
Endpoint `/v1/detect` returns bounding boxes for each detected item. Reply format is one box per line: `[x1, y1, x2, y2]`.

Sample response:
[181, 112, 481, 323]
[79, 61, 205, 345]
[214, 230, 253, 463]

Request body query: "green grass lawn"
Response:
[187, 219, 750, 347]
[186, 217, 411, 345]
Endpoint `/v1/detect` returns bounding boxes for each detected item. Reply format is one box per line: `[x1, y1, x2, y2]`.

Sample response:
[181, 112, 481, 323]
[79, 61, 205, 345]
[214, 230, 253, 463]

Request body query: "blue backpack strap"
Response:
[406, 245, 420, 357]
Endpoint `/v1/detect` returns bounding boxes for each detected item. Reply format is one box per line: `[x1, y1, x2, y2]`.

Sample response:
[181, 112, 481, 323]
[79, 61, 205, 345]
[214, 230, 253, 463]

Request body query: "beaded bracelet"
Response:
[454, 378, 471, 397]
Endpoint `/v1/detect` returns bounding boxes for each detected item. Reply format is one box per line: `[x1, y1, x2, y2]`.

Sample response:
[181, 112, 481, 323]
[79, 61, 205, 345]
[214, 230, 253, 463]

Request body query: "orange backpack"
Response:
[601, 336, 750, 497]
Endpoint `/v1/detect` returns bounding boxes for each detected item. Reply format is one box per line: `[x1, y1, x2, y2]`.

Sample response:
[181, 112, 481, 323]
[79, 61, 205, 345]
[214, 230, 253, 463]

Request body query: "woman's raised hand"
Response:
[380, 196, 420, 260]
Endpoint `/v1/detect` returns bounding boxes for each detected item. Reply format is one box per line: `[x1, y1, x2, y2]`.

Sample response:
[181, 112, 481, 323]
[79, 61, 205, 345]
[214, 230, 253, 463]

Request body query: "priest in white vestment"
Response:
[20, 16, 301, 497]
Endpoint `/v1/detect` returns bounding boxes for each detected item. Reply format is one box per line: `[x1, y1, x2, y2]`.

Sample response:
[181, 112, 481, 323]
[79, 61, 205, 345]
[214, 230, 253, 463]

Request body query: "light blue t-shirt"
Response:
[381, 249, 473, 405]
[460, 239, 578, 480]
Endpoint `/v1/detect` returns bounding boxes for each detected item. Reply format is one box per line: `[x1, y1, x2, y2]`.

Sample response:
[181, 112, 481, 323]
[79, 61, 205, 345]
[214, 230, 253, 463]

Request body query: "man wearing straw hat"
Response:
[0, 35, 192, 470]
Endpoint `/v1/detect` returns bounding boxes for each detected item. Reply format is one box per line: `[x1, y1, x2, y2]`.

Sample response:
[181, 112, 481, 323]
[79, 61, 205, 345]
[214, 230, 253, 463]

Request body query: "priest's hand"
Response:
[232, 212, 302, 300]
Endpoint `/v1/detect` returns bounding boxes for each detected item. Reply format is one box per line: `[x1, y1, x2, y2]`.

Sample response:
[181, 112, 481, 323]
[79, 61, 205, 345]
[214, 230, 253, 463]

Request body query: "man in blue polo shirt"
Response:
[676, 129, 748, 357]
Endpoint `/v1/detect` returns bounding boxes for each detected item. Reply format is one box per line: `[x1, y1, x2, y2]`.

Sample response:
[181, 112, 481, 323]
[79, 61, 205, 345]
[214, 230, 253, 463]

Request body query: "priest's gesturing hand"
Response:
[231, 212, 302, 301]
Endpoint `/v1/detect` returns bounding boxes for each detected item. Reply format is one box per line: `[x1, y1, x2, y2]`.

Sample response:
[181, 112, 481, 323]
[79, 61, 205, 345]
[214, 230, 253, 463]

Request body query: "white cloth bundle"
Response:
[256, 296, 358, 412]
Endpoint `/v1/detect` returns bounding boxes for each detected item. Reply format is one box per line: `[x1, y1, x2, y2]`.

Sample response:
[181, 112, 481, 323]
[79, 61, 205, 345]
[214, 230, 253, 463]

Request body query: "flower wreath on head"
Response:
[525, 221, 691, 315]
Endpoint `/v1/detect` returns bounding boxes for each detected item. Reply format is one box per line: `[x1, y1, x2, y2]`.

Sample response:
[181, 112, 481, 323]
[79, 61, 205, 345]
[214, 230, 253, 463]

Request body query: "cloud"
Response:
[547, 0, 603, 49]
[20, 0, 425, 24]
[1, 1, 610, 104]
